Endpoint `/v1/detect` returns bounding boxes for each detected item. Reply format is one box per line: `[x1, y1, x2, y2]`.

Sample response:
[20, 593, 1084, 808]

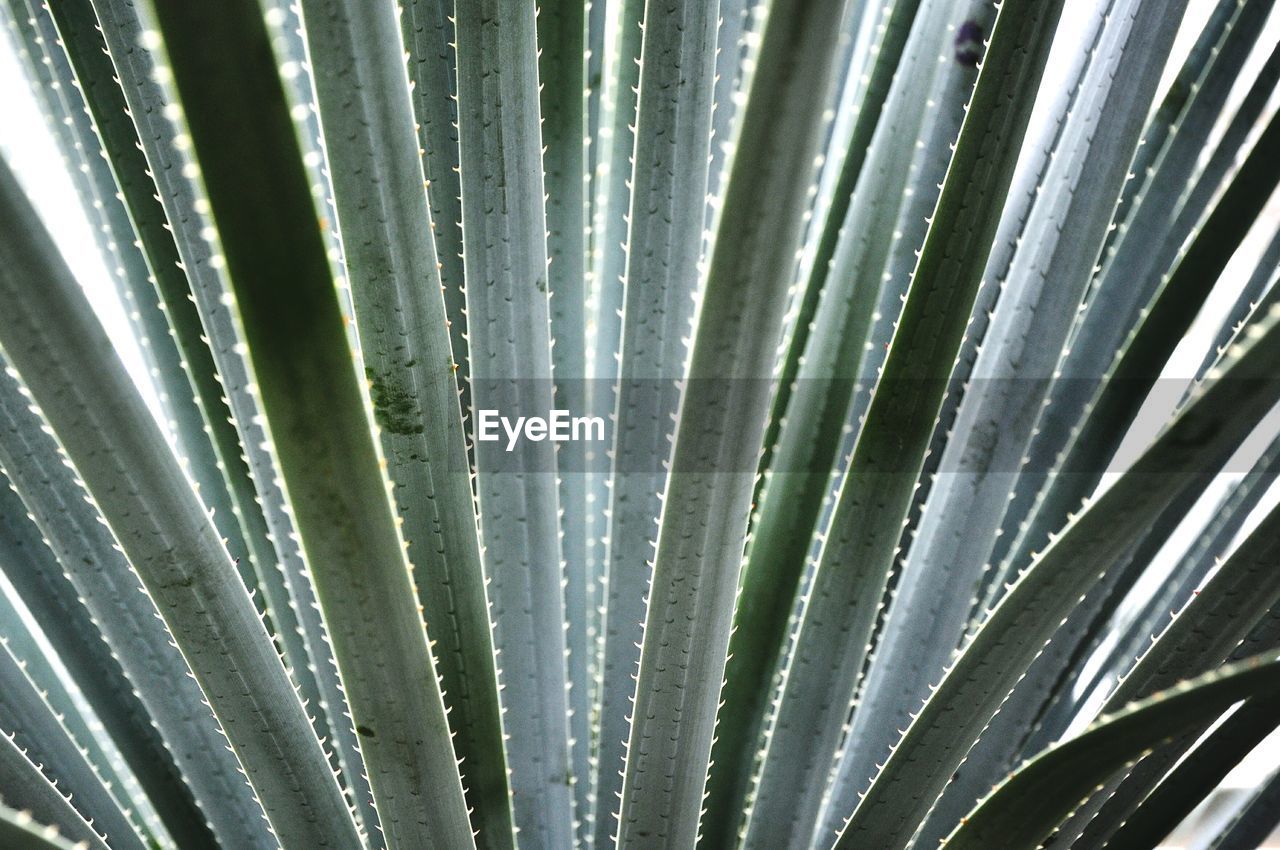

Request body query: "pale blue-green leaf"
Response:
[594, 3, 719, 847]
[940, 654, 1280, 850]
[0, 136, 358, 850]
[827, 0, 1184, 829]
[0, 733, 107, 850]
[830, 301, 1280, 850]
[299, 0, 511, 843]
[615, 0, 850, 844]
[0, 642, 147, 850]
[454, 4, 574, 846]
[86, 0, 363, 823]
[990, 10, 1279, 592]
[537, 4, 591, 844]
[4, 0, 254, 592]
[740, 1, 1066, 846]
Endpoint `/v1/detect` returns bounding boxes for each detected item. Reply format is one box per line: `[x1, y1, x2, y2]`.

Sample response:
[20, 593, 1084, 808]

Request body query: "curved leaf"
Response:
[3, 0, 254, 593]
[941, 654, 1280, 850]
[831, 302, 1280, 849]
[0, 733, 106, 850]
[1106, 690, 1280, 850]
[0, 642, 147, 850]
[0, 800, 96, 850]
[0, 148, 359, 847]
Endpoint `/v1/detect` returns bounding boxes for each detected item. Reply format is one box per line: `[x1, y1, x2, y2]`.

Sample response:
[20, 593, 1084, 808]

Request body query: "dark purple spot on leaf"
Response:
[955, 21, 984, 68]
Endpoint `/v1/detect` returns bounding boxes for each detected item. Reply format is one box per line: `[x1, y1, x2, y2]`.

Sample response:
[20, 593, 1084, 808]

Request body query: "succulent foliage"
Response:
[0, 0, 1279, 848]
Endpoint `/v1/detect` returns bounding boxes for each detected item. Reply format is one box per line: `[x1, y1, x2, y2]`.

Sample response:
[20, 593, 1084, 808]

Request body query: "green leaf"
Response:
[593, 0, 719, 844]
[453, 2, 574, 845]
[0, 732, 107, 850]
[1207, 763, 1280, 849]
[3, 0, 255, 594]
[614, 0, 853, 843]
[1105, 691, 1280, 850]
[738, 0, 1068, 845]
[537, 3, 591, 844]
[0, 484, 159, 825]
[1097, 0, 1261, 263]
[831, 301, 1280, 849]
[1053, 479, 1280, 848]
[758, 0, 924, 484]
[139, 0, 481, 845]
[1193, 224, 1280, 381]
[0, 467, 233, 850]
[725, 8, 973, 828]
[0, 642, 148, 850]
[0, 800, 98, 850]
[741, 0, 989, 833]
[823, 0, 1187, 831]
[401, 0, 469, 419]
[1019, 417, 1280, 768]
[584, 13, 644, 808]
[0, 146, 359, 847]
[705, 0, 755, 215]
[298, 0, 512, 843]
[940, 654, 1280, 850]
[84, 0, 364, 825]
[991, 23, 1280, 594]
[43, 0, 323, 749]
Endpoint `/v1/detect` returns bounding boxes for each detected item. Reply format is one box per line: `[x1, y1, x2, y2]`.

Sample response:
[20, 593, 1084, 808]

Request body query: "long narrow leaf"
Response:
[0, 486, 152, 827]
[5, 0, 254, 589]
[614, 0, 853, 843]
[741, 1, 1066, 846]
[593, 1, 719, 845]
[0, 733, 107, 850]
[1106, 690, 1280, 850]
[537, 4, 591, 843]
[85, 0, 363, 822]
[401, 0, 468, 411]
[0, 149, 359, 847]
[991, 22, 1280, 591]
[0, 643, 147, 850]
[0, 463, 238, 850]
[827, 0, 1185, 823]
[1207, 765, 1280, 850]
[1054, 488, 1280, 848]
[141, 0, 482, 845]
[940, 654, 1280, 850]
[298, 0, 511, 843]
[722, 7, 988, 832]
[44, 0, 320, 735]
[831, 302, 1280, 849]
[0, 800, 96, 850]
[453, 4, 573, 845]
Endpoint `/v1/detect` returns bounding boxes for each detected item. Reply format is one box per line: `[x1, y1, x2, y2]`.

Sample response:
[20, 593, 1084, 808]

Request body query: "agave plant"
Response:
[1, 0, 1280, 847]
